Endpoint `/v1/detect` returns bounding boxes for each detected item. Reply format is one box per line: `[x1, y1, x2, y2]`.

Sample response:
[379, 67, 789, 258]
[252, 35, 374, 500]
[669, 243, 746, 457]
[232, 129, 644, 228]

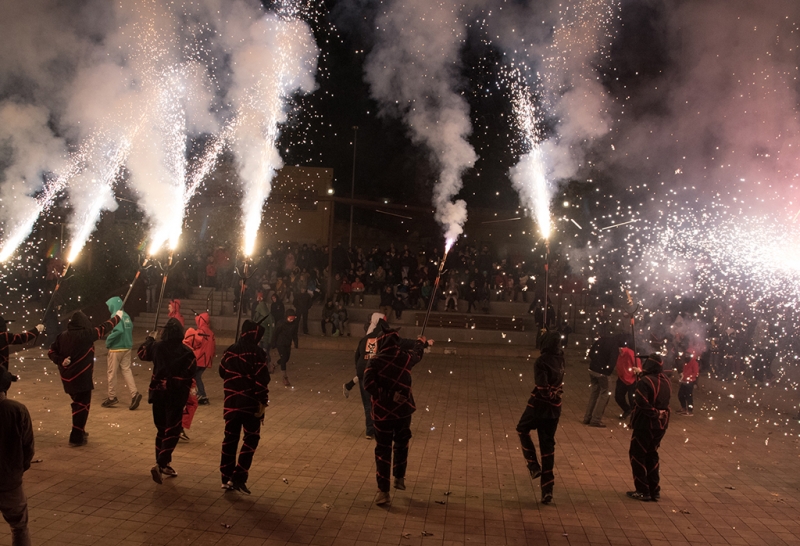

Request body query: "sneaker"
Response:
[150, 465, 163, 484]
[394, 478, 406, 490]
[529, 464, 542, 480]
[101, 397, 119, 408]
[589, 422, 607, 428]
[283, 377, 292, 387]
[221, 482, 234, 490]
[179, 430, 190, 441]
[198, 397, 210, 406]
[366, 433, 374, 440]
[621, 409, 632, 420]
[69, 437, 88, 447]
[160, 466, 178, 477]
[343, 384, 350, 398]
[130, 392, 142, 410]
[541, 492, 553, 504]
[374, 491, 391, 505]
[332, 330, 340, 337]
[233, 482, 251, 495]
[652, 491, 660, 501]
[676, 409, 687, 415]
[626, 491, 651, 502]
[685, 412, 694, 417]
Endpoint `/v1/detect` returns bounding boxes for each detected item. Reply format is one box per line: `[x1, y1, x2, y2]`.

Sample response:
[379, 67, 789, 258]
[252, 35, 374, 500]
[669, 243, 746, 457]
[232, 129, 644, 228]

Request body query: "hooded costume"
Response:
[0, 316, 39, 372]
[271, 310, 298, 381]
[516, 331, 565, 502]
[219, 320, 271, 490]
[628, 355, 671, 501]
[168, 299, 185, 328]
[183, 312, 216, 402]
[137, 318, 196, 476]
[615, 338, 641, 417]
[362, 320, 427, 496]
[48, 311, 120, 445]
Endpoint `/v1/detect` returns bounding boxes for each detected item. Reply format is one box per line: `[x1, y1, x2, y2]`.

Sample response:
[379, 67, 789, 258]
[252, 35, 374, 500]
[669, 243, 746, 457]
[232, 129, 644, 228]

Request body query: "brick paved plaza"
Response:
[3, 336, 800, 546]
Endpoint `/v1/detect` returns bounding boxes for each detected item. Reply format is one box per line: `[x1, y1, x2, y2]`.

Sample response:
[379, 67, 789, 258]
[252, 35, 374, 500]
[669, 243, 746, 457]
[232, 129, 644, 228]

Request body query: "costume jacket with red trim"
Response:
[219, 320, 270, 418]
[49, 312, 120, 394]
[631, 359, 672, 431]
[526, 331, 565, 420]
[0, 321, 38, 371]
[362, 320, 426, 421]
[137, 318, 196, 402]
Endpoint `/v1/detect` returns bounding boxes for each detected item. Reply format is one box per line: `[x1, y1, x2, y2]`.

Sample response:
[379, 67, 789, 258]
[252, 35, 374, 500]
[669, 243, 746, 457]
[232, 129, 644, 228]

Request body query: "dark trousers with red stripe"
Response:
[220, 413, 262, 485]
[629, 426, 666, 496]
[152, 395, 185, 467]
[373, 416, 412, 492]
[69, 391, 92, 444]
[516, 407, 559, 494]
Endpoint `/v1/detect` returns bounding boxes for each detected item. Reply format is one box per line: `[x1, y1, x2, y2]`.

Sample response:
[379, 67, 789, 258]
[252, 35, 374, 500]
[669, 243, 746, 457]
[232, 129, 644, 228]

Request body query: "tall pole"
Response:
[420, 245, 450, 337]
[151, 251, 174, 333]
[234, 260, 250, 339]
[121, 258, 149, 308]
[348, 126, 358, 250]
[542, 240, 549, 332]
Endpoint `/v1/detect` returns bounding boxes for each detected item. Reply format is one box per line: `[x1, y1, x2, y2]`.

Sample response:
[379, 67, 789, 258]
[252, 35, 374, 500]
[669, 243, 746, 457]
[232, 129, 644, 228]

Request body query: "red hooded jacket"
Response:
[169, 299, 185, 327]
[184, 312, 216, 369]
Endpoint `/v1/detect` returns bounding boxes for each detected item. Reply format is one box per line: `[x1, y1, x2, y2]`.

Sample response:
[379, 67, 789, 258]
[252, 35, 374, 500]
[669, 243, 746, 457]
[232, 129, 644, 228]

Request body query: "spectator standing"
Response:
[583, 335, 619, 428]
[677, 353, 699, 416]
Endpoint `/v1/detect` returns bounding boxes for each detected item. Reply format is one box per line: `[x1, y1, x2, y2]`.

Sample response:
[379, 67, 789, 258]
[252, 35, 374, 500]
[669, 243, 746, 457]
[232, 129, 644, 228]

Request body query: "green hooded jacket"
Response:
[105, 297, 133, 350]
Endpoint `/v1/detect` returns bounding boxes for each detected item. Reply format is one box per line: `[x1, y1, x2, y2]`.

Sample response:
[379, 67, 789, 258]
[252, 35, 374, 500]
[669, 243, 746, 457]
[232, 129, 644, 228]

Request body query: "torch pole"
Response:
[41, 262, 71, 323]
[420, 247, 449, 338]
[121, 258, 149, 308]
[542, 239, 550, 332]
[234, 260, 249, 339]
[151, 251, 174, 333]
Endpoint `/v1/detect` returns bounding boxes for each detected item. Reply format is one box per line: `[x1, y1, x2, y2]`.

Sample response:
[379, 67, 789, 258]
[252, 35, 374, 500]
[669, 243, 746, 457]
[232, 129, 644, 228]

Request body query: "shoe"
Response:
[233, 482, 251, 495]
[151, 465, 163, 484]
[652, 491, 660, 501]
[529, 464, 542, 480]
[374, 491, 391, 505]
[69, 438, 88, 447]
[589, 422, 607, 428]
[343, 384, 349, 398]
[221, 481, 234, 490]
[179, 430, 190, 441]
[366, 433, 374, 440]
[332, 330, 340, 337]
[101, 397, 119, 408]
[582, 419, 590, 425]
[676, 409, 687, 415]
[160, 466, 178, 477]
[130, 392, 142, 410]
[685, 412, 693, 417]
[394, 478, 406, 490]
[626, 491, 651, 502]
[541, 492, 553, 504]
[283, 377, 292, 387]
[198, 397, 210, 405]
[621, 409, 632, 420]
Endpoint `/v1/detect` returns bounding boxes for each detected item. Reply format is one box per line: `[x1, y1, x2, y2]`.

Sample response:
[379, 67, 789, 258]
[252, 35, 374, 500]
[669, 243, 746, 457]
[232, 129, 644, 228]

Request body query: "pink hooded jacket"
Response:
[183, 312, 216, 368]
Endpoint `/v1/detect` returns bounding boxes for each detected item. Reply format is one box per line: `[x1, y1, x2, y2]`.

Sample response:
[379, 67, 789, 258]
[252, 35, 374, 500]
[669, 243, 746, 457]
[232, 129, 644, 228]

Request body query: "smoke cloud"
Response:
[365, 0, 477, 242]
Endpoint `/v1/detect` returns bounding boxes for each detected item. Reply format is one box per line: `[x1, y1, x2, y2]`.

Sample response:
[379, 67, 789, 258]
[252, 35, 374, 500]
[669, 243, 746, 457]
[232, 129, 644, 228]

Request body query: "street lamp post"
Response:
[349, 126, 358, 250]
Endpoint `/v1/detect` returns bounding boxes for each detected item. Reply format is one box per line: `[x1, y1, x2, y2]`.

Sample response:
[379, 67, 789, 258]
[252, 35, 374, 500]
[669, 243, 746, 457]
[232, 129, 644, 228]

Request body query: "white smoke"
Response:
[365, 0, 477, 242]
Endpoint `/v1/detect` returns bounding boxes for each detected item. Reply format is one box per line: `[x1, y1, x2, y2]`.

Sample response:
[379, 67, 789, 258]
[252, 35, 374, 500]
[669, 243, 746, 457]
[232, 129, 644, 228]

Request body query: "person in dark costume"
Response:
[137, 318, 196, 483]
[627, 354, 671, 502]
[48, 310, 121, 446]
[516, 330, 565, 504]
[271, 310, 298, 387]
[218, 320, 271, 494]
[0, 317, 42, 373]
[345, 313, 386, 439]
[362, 319, 430, 506]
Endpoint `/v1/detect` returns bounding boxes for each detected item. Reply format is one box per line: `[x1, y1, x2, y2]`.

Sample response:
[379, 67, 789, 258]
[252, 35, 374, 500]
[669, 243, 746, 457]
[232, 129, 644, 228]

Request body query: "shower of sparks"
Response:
[231, 3, 319, 257]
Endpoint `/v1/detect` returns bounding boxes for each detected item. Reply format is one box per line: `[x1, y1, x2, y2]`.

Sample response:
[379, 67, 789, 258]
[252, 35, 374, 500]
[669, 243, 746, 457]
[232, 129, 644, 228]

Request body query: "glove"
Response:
[115, 310, 124, 318]
[35, 324, 44, 333]
[62, 356, 71, 368]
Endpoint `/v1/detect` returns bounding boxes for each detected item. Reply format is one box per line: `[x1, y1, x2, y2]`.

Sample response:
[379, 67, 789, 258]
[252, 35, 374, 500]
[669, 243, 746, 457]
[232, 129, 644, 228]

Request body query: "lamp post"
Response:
[348, 126, 358, 249]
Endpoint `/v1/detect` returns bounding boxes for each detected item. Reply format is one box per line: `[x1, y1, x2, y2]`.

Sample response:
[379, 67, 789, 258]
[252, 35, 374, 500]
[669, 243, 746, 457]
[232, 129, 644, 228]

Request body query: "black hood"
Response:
[0, 368, 16, 392]
[539, 331, 562, 354]
[161, 318, 185, 341]
[68, 311, 92, 331]
[0, 316, 7, 333]
[240, 319, 265, 343]
[641, 354, 664, 375]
